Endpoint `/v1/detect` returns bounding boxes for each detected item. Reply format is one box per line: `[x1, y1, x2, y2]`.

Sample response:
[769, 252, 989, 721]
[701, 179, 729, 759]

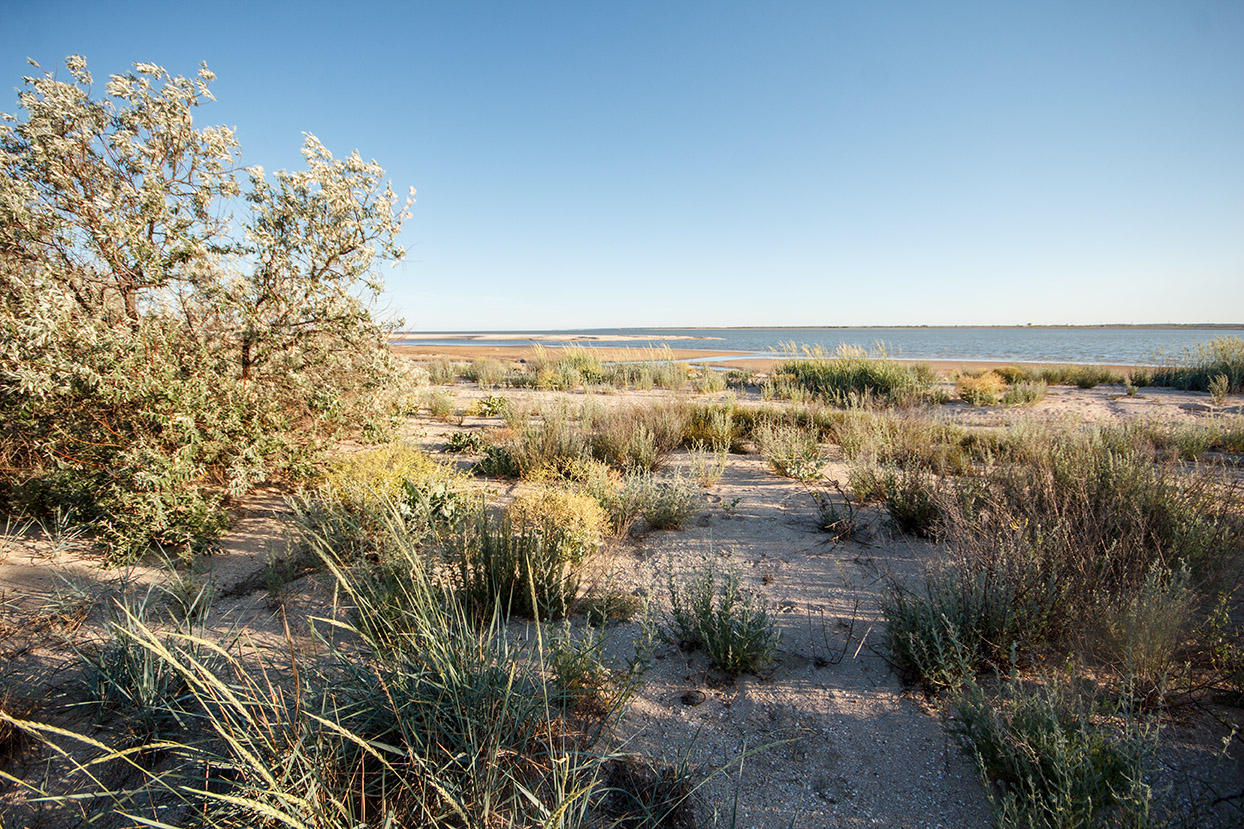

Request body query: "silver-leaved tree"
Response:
[0, 56, 415, 560]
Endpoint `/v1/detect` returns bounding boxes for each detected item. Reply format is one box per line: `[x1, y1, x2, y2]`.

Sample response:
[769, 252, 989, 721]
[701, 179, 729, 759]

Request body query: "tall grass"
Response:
[772, 343, 936, 406]
[4, 507, 663, 827]
[1152, 336, 1244, 393]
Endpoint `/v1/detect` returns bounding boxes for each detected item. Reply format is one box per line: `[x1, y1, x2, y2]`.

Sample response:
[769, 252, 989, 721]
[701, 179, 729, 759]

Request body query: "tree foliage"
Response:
[0, 56, 415, 560]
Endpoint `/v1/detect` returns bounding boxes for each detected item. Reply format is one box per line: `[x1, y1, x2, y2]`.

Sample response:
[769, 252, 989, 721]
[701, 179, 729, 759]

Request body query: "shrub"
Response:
[957, 371, 1006, 407]
[755, 421, 824, 480]
[637, 473, 701, 530]
[953, 674, 1157, 828]
[665, 554, 779, 675]
[507, 487, 608, 559]
[0, 57, 413, 562]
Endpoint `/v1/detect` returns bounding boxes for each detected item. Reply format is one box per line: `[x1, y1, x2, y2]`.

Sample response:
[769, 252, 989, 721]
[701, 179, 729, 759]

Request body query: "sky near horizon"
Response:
[2, 1, 1241, 330]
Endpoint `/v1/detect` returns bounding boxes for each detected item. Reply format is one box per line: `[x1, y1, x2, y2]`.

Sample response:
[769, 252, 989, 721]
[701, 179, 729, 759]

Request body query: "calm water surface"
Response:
[394, 327, 1244, 366]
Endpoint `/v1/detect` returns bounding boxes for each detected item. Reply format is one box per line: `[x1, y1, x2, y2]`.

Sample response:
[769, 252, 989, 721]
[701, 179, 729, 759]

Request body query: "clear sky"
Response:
[3, 0, 1241, 329]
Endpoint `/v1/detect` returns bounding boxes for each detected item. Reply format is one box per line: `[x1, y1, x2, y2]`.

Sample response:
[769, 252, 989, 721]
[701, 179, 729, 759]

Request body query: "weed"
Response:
[666, 553, 779, 676]
[444, 431, 488, 453]
[808, 480, 859, 541]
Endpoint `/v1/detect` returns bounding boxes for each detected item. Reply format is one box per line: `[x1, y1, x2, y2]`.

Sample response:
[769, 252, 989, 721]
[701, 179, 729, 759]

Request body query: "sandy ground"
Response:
[1, 379, 1241, 827]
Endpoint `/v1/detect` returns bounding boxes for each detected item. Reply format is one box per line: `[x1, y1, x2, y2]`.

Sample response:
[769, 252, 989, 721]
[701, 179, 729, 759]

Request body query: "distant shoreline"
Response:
[390, 343, 1151, 373]
[395, 324, 1243, 335]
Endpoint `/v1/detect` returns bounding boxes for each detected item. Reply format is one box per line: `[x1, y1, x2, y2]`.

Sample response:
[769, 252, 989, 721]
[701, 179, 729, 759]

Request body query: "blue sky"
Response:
[3, 1, 1241, 329]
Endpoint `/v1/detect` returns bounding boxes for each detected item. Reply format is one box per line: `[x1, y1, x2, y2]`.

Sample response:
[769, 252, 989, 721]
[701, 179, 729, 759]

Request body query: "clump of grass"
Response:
[80, 588, 198, 739]
[466, 358, 508, 389]
[953, 674, 1157, 828]
[1209, 373, 1231, 407]
[829, 408, 986, 476]
[445, 510, 594, 620]
[755, 420, 824, 480]
[1152, 336, 1244, 393]
[957, 371, 1006, 407]
[588, 400, 690, 473]
[884, 466, 942, 538]
[883, 421, 1243, 692]
[691, 367, 727, 394]
[425, 357, 460, 384]
[773, 343, 936, 406]
[665, 553, 779, 676]
[685, 402, 737, 451]
[1038, 364, 1123, 389]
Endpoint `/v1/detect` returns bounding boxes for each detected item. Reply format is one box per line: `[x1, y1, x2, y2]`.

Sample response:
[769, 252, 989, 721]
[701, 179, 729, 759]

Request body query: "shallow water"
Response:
[394, 326, 1244, 366]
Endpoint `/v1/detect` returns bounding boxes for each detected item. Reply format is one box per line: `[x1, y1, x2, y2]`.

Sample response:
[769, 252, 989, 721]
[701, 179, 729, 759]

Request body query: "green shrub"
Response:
[953, 674, 1157, 829]
[637, 473, 701, 530]
[665, 554, 779, 675]
[1001, 379, 1047, 407]
[755, 421, 824, 480]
